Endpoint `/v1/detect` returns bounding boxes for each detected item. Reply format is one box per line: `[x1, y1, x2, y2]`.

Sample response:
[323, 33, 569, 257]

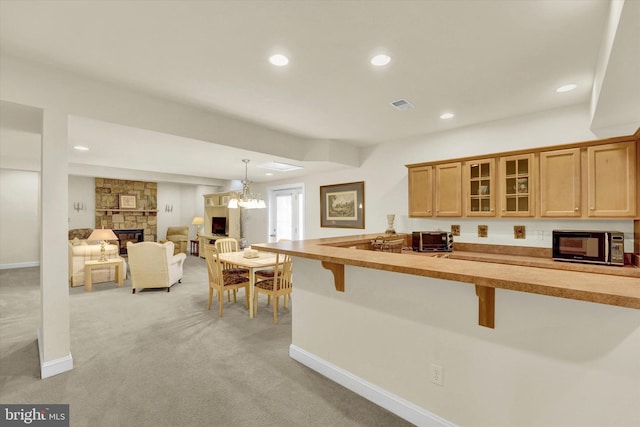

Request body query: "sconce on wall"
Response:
[73, 202, 86, 213]
[165, 204, 173, 212]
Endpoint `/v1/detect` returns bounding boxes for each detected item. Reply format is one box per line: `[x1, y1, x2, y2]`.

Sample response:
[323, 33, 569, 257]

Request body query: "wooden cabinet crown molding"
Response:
[405, 129, 639, 169]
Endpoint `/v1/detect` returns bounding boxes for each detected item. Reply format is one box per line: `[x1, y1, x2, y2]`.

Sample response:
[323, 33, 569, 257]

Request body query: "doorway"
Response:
[268, 185, 304, 242]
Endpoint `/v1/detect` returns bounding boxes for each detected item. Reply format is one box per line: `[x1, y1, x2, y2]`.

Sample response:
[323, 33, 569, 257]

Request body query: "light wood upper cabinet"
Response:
[540, 148, 581, 217]
[464, 158, 495, 216]
[435, 162, 462, 216]
[407, 132, 637, 220]
[408, 165, 433, 217]
[499, 154, 535, 217]
[587, 141, 636, 217]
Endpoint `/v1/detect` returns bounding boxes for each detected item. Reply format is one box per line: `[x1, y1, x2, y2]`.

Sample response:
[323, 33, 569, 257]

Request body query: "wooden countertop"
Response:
[253, 234, 640, 324]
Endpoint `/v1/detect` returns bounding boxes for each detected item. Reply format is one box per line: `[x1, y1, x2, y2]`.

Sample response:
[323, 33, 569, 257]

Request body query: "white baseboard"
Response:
[0, 261, 39, 270]
[289, 345, 456, 427]
[36, 328, 74, 379]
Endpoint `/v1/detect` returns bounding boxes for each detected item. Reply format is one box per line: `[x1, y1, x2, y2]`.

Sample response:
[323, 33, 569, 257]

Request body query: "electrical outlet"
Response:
[430, 363, 444, 386]
[478, 225, 488, 238]
[514, 225, 526, 239]
[451, 225, 460, 236]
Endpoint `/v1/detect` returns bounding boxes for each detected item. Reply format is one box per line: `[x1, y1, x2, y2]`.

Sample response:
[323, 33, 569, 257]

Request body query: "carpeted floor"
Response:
[0, 255, 413, 426]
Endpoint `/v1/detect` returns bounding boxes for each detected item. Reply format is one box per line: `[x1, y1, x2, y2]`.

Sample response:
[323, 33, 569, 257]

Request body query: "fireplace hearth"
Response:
[113, 229, 144, 255]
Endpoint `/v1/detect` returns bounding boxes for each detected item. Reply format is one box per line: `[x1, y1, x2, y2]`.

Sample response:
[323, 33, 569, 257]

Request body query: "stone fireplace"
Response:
[113, 229, 144, 255]
[95, 178, 158, 245]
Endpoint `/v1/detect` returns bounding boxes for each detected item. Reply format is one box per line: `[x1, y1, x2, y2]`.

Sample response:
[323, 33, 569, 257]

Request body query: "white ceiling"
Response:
[0, 0, 637, 183]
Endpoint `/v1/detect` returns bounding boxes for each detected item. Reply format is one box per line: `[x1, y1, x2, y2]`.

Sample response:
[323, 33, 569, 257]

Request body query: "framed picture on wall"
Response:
[320, 181, 365, 228]
[119, 194, 137, 209]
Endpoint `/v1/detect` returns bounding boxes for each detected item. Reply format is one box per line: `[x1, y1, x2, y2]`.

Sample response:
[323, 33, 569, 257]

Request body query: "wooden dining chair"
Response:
[214, 237, 249, 302]
[254, 239, 290, 306]
[254, 253, 293, 324]
[204, 245, 250, 317]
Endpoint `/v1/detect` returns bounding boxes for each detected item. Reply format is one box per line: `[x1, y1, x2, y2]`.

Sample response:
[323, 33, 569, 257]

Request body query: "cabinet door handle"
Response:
[574, 207, 579, 211]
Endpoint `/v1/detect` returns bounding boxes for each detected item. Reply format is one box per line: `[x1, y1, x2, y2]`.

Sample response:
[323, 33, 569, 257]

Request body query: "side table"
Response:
[190, 239, 200, 256]
[84, 258, 124, 291]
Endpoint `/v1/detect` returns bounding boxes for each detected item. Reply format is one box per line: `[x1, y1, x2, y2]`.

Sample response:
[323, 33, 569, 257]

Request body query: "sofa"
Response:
[161, 226, 189, 255]
[127, 241, 186, 293]
[68, 228, 127, 287]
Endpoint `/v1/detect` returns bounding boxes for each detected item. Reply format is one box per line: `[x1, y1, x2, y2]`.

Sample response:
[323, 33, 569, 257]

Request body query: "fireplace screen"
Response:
[113, 229, 144, 255]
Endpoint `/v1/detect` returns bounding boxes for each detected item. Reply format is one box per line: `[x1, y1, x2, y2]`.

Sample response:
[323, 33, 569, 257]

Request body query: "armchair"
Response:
[127, 241, 186, 293]
[162, 226, 189, 255]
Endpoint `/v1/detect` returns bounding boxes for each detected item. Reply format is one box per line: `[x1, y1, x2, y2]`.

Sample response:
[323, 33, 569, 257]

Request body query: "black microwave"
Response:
[412, 231, 453, 252]
[552, 230, 624, 266]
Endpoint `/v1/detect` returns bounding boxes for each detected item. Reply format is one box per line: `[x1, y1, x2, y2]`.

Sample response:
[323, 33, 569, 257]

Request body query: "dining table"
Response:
[217, 250, 279, 318]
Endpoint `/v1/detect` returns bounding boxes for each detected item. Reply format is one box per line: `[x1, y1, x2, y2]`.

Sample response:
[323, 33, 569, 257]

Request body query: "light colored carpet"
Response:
[0, 255, 412, 427]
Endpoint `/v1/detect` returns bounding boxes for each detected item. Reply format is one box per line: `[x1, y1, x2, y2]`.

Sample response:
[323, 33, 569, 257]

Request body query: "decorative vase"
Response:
[385, 214, 396, 234]
[239, 237, 249, 249]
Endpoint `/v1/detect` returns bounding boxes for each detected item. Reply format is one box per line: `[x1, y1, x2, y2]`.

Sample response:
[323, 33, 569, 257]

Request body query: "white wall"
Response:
[292, 258, 640, 427]
[0, 169, 39, 268]
[68, 175, 95, 230]
[192, 184, 222, 241]
[157, 182, 220, 242]
[157, 182, 184, 240]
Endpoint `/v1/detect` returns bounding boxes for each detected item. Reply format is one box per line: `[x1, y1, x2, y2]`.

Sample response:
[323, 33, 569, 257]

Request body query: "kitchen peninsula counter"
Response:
[253, 234, 640, 328]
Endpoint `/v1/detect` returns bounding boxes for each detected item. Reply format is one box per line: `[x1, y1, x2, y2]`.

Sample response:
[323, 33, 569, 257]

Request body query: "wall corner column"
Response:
[39, 108, 73, 378]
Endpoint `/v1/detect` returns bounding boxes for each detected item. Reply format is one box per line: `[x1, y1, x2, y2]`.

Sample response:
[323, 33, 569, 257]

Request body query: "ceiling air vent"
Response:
[390, 99, 415, 111]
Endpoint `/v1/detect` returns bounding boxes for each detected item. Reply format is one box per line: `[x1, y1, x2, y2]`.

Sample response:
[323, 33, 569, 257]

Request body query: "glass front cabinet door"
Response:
[464, 159, 495, 216]
[500, 154, 535, 216]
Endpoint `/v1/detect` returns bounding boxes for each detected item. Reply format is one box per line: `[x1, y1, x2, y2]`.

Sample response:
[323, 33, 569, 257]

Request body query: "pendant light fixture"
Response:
[228, 159, 266, 209]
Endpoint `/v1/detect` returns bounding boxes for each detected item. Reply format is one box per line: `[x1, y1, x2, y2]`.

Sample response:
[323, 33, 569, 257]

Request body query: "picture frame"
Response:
[320, 181, 365, 228]
[119, 194, 137, 209]
[221, 195, 230, 206]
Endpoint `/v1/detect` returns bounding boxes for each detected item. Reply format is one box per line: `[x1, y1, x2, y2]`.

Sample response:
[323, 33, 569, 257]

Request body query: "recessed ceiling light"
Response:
[371, 54, 391, 66]
[269, 54, 289, 66]
[556, 84, 577, 93]
[73, 146, 89, 151]
[256, 161, 303, 172]
[265, 172, 274, 176]
[440, 112, 455, 119]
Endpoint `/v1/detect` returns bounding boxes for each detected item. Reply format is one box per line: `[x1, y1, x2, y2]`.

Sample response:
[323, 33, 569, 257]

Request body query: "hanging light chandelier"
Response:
[228, 159, 266, 209]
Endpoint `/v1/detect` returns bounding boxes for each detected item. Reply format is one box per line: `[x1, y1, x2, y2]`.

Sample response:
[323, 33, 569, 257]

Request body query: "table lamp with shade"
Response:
[192, 216, 204, 239]
[88, 228, 118, 262]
